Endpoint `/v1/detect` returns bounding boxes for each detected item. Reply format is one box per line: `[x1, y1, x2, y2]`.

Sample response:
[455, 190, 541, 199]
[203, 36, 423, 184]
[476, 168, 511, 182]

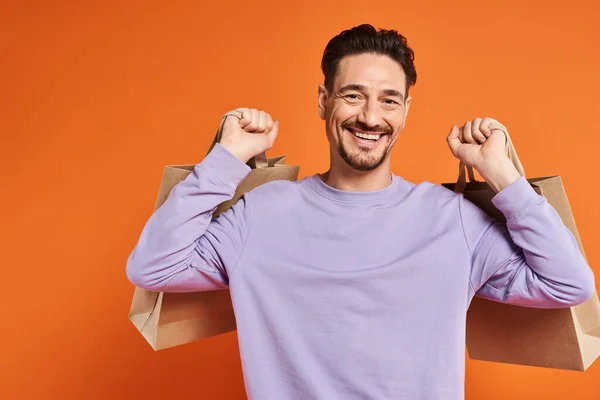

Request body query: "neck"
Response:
[322, 156, 393, 192]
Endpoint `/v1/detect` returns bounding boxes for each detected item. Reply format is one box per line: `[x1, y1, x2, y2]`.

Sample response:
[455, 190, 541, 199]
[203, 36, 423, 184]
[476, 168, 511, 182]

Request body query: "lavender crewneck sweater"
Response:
[127, 143, 595, 400]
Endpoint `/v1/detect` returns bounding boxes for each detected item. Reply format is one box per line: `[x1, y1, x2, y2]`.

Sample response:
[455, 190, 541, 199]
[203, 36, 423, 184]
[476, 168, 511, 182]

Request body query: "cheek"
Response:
[390, 110, 407, 130]
[381, 116, 401, 135]
[329, 102, 356, 125]
[324, 105, 342, 142]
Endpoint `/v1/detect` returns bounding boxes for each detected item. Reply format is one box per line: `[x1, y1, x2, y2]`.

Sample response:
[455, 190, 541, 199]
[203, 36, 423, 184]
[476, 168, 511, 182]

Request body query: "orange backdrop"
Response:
[2, 0, 599, 398]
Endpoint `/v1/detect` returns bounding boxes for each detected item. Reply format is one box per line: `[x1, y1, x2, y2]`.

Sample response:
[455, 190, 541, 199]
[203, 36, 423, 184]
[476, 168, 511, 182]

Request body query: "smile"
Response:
[347, 128, 385, 142]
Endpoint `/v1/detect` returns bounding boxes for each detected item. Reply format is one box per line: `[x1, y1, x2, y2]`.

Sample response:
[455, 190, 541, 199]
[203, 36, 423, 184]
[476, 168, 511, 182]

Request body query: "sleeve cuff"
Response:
[195, 143, 252, 190]
[491, 176, 542, 221]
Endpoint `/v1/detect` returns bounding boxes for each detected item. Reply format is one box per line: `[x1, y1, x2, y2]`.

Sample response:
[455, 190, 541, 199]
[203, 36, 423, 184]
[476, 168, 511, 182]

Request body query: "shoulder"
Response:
[242, 176, 309, 212]
[246, 177, 306, 199]
[402, 178, 461, 206]
[398, 178, 497, 240]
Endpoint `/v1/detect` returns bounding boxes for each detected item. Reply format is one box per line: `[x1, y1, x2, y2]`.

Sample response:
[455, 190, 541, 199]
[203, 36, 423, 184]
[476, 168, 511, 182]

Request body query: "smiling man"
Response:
[318, 48, 413, 190]
[126, 25, 595, 400]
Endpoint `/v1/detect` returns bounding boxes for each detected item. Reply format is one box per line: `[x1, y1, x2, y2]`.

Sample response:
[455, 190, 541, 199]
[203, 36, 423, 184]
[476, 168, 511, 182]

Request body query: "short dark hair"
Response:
[321, 24, 417, 97]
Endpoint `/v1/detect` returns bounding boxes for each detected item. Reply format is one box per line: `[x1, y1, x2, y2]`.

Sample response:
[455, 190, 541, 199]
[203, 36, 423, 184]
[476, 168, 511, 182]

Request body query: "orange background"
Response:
[2, 0, 599, 399]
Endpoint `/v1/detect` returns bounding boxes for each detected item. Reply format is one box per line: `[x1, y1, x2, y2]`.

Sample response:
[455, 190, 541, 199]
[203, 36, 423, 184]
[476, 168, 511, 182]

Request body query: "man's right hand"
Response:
[219, 108, 279, 163]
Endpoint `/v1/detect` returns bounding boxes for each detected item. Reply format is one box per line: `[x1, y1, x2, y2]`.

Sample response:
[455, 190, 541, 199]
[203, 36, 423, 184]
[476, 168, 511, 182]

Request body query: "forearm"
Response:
[481, 178, 595, 306]
[476, 156, 522, 193]
[126, 144, 251, 290]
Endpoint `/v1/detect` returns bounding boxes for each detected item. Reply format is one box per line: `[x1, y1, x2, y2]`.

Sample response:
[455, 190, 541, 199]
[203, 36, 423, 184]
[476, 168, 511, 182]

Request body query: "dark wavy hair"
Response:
[321, 24, 417, 97]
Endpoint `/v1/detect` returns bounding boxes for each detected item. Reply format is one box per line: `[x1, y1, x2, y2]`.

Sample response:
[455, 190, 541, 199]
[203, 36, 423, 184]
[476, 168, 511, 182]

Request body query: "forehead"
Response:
[335, 53, 407, 94]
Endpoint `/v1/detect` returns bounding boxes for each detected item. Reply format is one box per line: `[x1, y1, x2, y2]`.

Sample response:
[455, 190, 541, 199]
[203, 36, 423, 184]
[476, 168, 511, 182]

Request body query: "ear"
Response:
[318, 84, 328, 120]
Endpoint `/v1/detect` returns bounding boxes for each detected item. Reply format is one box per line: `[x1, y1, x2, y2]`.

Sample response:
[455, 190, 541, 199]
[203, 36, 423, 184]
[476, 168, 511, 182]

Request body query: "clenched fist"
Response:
[219, 108, 279, 163]
[446, 117, 509, 170]
[446, 117, 521, 193]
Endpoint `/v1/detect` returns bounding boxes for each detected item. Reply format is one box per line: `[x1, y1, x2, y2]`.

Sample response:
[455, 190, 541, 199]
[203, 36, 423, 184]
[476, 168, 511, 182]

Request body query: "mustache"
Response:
[341, 120, 393, 135]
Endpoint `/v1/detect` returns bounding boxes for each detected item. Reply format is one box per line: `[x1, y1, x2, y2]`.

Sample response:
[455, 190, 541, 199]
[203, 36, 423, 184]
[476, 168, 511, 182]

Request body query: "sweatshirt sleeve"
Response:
[462, 176, 596, 307]
[126, 143, 252, 292]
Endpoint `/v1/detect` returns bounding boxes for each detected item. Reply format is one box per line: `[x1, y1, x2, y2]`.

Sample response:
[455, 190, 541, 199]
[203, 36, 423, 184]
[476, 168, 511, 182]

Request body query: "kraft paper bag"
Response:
[128, 111, 300, 350]
[442, 122, 600, 371]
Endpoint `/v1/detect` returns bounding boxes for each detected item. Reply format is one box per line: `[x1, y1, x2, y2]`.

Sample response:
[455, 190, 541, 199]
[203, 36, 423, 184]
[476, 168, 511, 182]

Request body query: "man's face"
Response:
[318, 53, 411, 171]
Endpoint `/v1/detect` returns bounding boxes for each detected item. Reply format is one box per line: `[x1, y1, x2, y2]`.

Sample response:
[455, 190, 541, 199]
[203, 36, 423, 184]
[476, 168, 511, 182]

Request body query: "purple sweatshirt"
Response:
[127, 143, 595, 400]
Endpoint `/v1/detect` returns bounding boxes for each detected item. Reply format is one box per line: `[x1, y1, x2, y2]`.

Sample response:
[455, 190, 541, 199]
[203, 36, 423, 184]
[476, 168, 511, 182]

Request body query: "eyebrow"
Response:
[338, 84, 405, 101]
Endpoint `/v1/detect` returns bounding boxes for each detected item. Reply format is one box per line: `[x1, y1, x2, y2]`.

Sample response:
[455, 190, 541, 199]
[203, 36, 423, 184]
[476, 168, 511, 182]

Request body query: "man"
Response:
[126, 24, 595, 399]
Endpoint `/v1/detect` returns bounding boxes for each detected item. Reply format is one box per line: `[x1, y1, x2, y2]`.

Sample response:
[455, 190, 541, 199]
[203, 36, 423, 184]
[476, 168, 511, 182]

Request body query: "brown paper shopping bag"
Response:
[442, 122, 600, 371]
[128, 110, 300, 350]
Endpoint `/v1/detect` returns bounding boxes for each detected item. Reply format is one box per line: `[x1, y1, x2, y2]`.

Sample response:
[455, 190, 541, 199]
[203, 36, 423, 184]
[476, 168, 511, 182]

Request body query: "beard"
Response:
[337, 120, 393, 171]
[337, 141, 388, 171]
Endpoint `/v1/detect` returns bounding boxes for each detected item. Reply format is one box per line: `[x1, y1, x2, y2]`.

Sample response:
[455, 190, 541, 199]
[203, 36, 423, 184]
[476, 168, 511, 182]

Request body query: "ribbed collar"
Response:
[306, 173, 403, 204]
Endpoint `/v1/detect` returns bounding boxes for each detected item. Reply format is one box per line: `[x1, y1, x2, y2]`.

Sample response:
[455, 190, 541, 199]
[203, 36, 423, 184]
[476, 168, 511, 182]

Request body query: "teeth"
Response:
[352, 130, 381, 141]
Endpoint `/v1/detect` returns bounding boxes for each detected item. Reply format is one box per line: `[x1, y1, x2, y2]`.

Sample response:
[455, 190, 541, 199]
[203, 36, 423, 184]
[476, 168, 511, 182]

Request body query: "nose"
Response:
[357, 97, 382, 128]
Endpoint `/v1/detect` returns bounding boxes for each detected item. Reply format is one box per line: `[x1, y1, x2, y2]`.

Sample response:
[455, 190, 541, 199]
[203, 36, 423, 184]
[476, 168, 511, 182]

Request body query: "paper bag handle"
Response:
[455, 121, 526, 193]
[206, 110, 269, 169]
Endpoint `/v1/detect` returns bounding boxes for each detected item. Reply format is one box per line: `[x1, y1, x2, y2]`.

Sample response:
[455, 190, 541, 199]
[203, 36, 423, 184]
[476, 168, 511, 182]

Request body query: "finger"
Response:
[256, 110, 268, 133]
[245, 109, 260, 131]
[483, 117, 508, 146]
[223, 113, 242, 133]
[266, 120, 279, 148]
[461, 121, 475, 144]
[266, 113, 274, 133]
[237, 108, 252, 129]
[446, 125, 461, 156]
[480, 117, 493, 138]
[471, 118, 486, 144]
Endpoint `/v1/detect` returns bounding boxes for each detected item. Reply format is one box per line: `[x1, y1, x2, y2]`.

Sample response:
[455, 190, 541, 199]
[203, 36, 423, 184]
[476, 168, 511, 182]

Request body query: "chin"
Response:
[339, 147, 388, 172]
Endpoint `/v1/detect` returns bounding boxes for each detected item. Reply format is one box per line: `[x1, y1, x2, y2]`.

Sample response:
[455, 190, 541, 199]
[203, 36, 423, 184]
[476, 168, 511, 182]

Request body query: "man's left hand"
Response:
[446, 117, 522, 193]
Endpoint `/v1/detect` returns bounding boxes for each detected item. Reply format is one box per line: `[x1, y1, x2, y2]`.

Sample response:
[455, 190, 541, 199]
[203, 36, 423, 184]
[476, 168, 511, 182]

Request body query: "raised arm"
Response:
[126, 108, 279, 292]
[461, 177, 595, 307]
[447, 117, 595, 306]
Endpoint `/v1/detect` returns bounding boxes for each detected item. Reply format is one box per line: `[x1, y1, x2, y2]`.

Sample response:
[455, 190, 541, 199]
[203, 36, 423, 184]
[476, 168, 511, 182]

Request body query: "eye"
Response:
[344, 94, 361, 100]
[383, 99, 399, 105]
